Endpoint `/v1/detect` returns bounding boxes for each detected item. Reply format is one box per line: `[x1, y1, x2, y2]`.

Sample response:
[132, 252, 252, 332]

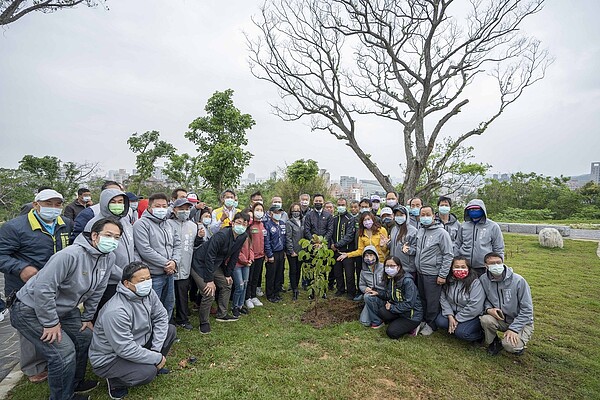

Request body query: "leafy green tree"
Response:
[127, 130, 176, 195]
[163, 153, 203, 190]
[185, 89, 255, 194]
[275, 159, 330, 210]
[299, 234, 335, 314]
[0, 168, 38, 221]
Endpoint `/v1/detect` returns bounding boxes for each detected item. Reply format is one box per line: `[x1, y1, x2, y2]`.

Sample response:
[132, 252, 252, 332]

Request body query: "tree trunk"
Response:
[345, 139, 394, 193]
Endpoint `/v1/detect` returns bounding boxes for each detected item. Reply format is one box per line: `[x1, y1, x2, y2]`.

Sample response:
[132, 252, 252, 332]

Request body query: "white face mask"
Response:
[152, 207, 168, 219]
[82, 196, 92, 202]
[254, 211, 265, 219]
[488, 263, 505, 276]
[300, 200, 309, 207]
[134, 279, 153, 297]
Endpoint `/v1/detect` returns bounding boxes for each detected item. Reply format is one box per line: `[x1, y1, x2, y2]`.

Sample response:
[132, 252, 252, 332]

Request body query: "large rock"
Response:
[539, 228, 564, 249]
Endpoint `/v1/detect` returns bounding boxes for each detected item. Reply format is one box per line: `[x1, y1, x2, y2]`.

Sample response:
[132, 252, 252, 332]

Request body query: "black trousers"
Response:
[266, 251, 285, 299]
[334, 256, 357, 296]
[378, 307, 420, 339]
[248, 257, 264, 298]
[287, 254, 301, 291]
[174, 278, 190, 325]
[417, 273, 442, 329]
[93, 283, 117, 323]
[353, 257, 362, 293]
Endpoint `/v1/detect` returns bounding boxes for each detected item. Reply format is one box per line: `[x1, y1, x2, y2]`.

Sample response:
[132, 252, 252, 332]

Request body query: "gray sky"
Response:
[1, 0, 599, 182]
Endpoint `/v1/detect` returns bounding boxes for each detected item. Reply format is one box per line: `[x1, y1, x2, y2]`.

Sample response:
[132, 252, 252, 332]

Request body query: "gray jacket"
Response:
[133, 210, 181, 276]
[437, 212, 460, 242]
[84, 189, 136, 284]
[166, 218, 198, 280]
[454, 199, 505, 269]
[388, 221, 418, 273]
[440, 278, 485, 322]
[285, 217, 304, 255]
[479, 265, 534, 333]
[89, 282, 168, 369]
[358, 245, 386, 293]
[415, 222, 453, 277]
[17, 234, 115, 326]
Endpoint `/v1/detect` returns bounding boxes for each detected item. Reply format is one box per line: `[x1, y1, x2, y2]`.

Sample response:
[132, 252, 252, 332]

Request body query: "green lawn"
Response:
[494, 219, 600, 229]
[8, 234, 600, 400]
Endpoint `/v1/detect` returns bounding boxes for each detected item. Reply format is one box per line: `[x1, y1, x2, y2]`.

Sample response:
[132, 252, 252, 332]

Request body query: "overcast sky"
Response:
[1, 0, 599, 182]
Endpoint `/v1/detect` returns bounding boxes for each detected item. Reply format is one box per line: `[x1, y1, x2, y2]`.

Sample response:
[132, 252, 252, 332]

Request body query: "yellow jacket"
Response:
[346, 226, 389, 261]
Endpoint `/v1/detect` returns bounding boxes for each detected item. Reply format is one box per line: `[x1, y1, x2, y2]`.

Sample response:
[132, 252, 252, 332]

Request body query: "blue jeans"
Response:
[361, 294, 384, 326]
[435, 313, 483, 342]
[232, 266, 250, 309]
[152, 274, 175, 320]
[10, 301, 92, 400]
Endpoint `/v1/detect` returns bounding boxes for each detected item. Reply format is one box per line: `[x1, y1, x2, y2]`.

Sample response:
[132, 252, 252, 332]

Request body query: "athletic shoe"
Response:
[334, 291, 345, 297]
[420, 323, 434, 336]
[178, 323, 193, 331]
[410, 323, 422, 336]
[487, 336, 502, 356]
[232, 307, 241, 318]
[256, 287, 265, 297]
[106, 378, 128, 400]
[371, 322, 384, 329]
[268, 297, 281, 303]
[0, 309, 8, 322]
[251, 297, 263, 306]
[240, 306, 249, 315]
[245, 299, 255, 309]
[74, 380, 99, 393]
[216, 314, 238, 322]
[199, 323, 211, 334]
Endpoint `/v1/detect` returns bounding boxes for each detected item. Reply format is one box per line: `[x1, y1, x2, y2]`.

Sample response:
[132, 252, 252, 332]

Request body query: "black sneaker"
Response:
[75, 380, 99, 393]
[73, 395, 90, 400]
[216, 315, 238, 322]
[240, 306, 249, 315]
[292, 290, 299, 301]
[199, 323, 211, 334]
[487, 336, 503, 356]
[106, 378, 128, 400]
[334, 291, 345, 297]
[178, 323, 193, 330]
[157, 367, 170, 375]
[268, 297, 281, 303]
[232, 307, 241, 318]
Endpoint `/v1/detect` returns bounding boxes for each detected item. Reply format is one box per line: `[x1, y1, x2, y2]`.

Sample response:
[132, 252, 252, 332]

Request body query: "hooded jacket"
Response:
[388, 210, 417, 273]
[166, 216, 198, 280]
[479, 265, 534, 333]
[346, 226, 389, 262]
[191, 227, 247, 282]
[71, 204, 99, 243]
[0, 210, 71, 296]
[436, 212, 460, 242]
[377, 272, 423, 322]
[358, 245, 386, 293]
[285, 216, 303, 255]
[454, 199, 505, 270]
[440, 276, 485, 322]
[84, 189, 135, 284]
[17, 233, 115, 326]
[89, 282, 168, 369]
[133, 209, 181, 276]
[415, 221, 453, 277]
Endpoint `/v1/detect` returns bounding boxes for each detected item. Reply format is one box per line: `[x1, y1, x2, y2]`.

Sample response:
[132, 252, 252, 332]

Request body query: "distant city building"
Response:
[319, 169, 331, 185]
[248, 173, 256, 184]
[359, 179, 385, 197]
[107, 169, 130, 184]
[153, 166, 166, 181]
[340, 176, 357, 193]
[270, 171, 277, 181]
[591, 162, 600, 184]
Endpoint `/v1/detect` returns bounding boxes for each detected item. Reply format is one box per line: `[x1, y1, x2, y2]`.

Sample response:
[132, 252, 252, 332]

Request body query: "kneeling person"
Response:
[89, 261, 177, 399]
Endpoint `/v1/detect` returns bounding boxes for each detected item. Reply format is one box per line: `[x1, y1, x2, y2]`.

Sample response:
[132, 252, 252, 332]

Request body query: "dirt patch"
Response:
[300, 297, 362, 328]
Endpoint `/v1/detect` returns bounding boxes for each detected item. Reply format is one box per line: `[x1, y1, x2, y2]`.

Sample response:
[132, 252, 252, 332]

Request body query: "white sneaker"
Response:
[420, 323, 434, 336]
[256, 287, 264, 297]
[245, 299, 255, 309]
[0, 309, 8, 323]
[251, 297, 263, 307]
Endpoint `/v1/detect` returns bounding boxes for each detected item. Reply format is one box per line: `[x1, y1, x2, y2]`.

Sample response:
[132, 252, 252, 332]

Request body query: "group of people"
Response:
[0, 182, 534, 400]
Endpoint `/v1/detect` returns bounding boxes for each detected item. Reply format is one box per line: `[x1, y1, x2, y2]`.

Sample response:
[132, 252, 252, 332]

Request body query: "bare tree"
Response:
[0, 0, 103, 26]
[247, 0, 552, 201]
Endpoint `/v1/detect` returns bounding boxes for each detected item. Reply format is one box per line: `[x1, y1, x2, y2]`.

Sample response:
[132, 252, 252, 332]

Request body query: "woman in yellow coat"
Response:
[337, 212, 389, 262]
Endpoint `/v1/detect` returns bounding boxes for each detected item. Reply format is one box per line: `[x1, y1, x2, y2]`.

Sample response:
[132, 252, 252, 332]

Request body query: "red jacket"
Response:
[248, 221, 265, 259]
[236, 237, 255, 267]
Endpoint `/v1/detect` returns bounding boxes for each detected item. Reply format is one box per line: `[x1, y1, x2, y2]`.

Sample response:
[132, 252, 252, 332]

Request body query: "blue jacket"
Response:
[264, 218, 286, 257]
[0, 210, 71, 296]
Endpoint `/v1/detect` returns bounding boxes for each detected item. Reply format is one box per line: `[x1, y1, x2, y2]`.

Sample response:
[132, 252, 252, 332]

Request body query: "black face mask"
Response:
[314, 203, 323, 211]
[291, 211, 301, 218]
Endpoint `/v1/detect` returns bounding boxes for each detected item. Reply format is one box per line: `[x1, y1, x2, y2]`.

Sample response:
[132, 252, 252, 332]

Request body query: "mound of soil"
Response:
[300, 297, 362, 328]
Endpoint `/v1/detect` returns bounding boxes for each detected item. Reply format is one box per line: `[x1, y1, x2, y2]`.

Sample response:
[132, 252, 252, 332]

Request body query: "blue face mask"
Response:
[97, 236, 119, 253]
[468, 208, 484, 220]
[382, 217, 392, 224]
[420, 216, 433, 226]
[233, 224, 246, 235]
[409, 207, 420, 216]
[134, 279, 153, 297]
[394, 216, 406, 225]
[439, 206, 451, 215]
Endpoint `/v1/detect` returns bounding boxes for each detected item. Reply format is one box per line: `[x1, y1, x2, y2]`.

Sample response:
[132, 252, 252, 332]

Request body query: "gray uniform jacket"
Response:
[133, 210, 181, 276]
[388, 222, 418, 273]
[437, 212, 460, 242]
[415, 222, 453, 278]
[358, 245, 386, 293]
[440, 278, 485, 322]
[479, 266, 534, 333]
[84, 189, 136, 284]
[89, 282, 168, 369]
[17, 233, 115, 326]
[285, 217, 304, 255]
[454, 199, 505, 269]
[166, 218, 198, 280]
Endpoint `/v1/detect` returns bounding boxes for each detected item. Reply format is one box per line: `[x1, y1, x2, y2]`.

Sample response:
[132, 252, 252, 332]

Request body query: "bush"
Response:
[493, 207, 555, 221]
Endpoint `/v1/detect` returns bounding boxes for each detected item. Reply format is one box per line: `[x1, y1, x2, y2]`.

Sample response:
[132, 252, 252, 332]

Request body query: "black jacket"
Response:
[331, 213, 356, 252]
[191, 227, 247, 282]
[303, 209, 334, 245]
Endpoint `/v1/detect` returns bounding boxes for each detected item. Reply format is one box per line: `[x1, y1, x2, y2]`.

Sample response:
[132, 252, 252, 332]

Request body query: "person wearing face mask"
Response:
[330, 198, 357, 299]
[71, 181, 123, 244]
[89, 262, 176, 400]
[408, 197, 423, 229]
[303, 194, 334, 245]
[250, 191, 264, 206]
[357, 246, 386, 327]
[63, 187, 93, 222]
[379, 207, 394, 233]
[370, 195, 382, 215]
[415, 205, 453, 336]
[388, 206, 418, 279]
[264, 205, 287, 302]
[0, 189, 72, 384]
[479, 252, 534, 356]
[270, 196, 289, 223]
[167, 198, 198, 330]
[133, 193, 182, 320]
[83, 189, 135, 321]
[337, 212, 389, 263]
[246, 203, 266, 308]
[435, 196, 460, 242]
[371, 256, 423, 338]
[299, 193, 312, 219]
[125, 192, 139, 225]
[285, 203, 304, 301]
[435, 256, 485, 342]
[232, 210, 254, 318]
[385, 191, 399, 209]
[209, 189, 241, 235]
[454, 199, 505, 277]
[10, 218, 123, 400]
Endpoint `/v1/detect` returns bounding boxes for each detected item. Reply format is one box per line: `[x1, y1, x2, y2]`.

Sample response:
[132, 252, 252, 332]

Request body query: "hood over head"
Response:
[99, 189, 130, 219]
[463, 199, 488, 222]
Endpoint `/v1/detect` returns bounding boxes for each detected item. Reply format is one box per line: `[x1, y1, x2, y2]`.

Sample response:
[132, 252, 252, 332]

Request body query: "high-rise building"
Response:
[591, 162, 600, 184]
[340, 176, 357, 193]
[319, 169, 331, 185]
[248, 173, 256, 184]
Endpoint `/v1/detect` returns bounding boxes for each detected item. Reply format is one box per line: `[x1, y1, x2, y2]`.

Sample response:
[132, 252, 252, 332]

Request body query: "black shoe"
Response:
[487, 336, 502, 356]
[275, 295, 283, 301]
[216, 314, 238, 322]
[334, 291, 345, 297]
[322, 293, 328, 299]
[75, 380, 99, 393]
[232, 307, 241, 318]
[106, 378, 128, 400]
[513, 348, 525, 356]
[178, 322, 193, 330]
[73, 395, 91, 400]
[157, 367, 170, 375]
[308, 294, 314, 300]
[292, 290, 299, 301]
[268, 297, 281, 303]
[240, 306, 249, 315]
[199, 323, 211, 334]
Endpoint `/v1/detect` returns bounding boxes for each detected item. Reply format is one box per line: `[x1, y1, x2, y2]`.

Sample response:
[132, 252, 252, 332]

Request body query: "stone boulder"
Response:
[538, 228, 563, 249]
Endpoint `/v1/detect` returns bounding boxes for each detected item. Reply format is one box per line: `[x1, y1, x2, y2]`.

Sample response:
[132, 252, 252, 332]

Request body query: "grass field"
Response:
[7, 234, 600, 400]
